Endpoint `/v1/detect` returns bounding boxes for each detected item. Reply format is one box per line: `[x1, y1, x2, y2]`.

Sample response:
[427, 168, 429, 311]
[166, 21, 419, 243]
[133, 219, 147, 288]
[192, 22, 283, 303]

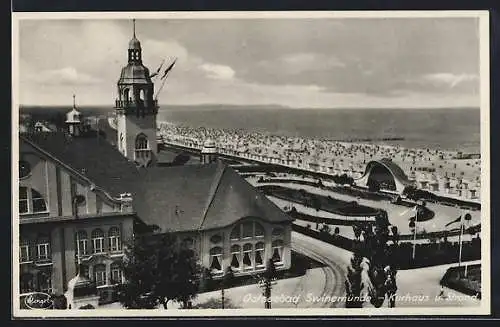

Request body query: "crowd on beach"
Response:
[158, 122, 481, 199]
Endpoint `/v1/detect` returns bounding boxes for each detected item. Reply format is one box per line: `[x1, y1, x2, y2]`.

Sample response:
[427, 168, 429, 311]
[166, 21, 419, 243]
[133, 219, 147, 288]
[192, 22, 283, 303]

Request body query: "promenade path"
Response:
[250, 179, 481, 239]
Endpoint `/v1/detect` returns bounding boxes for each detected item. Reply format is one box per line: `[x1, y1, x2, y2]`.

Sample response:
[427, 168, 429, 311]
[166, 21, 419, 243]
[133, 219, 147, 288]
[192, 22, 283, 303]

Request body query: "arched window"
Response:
[229, 220, 268, 273]
[20, 238, 31, 263]
[94, 264, 107, 286]
[19, 187, 47, 214]
[123, 88, 130, 102]
[230, 245, 241, 271]
[255, 242, 265, 269]
[231, 220, 266, 241]
[135, 134, 149, 150]
[209, 247, 223, 274]
[110, 262, 122, 285]
[91, 229, 105, 254]
[272, 240, 284, 266]
[242, 243, 253, 270]
[230, 226, 241, 241]
[80, 264, 90, 278]
[108, 227, 121, 252]
[76, 230, 89, 256]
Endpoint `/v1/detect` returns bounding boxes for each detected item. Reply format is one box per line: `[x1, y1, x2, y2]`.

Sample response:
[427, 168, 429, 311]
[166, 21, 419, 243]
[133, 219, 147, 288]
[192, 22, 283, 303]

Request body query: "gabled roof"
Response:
[132, 161, 293, 232]
[21, 132, 140, 198]
[22, 133, 293, 233]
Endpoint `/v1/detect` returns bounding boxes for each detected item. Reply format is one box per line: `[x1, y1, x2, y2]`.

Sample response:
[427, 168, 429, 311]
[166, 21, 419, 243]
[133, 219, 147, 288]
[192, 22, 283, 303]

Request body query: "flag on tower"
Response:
[161, 58, 177, 80]
[150, 59, 165, 78]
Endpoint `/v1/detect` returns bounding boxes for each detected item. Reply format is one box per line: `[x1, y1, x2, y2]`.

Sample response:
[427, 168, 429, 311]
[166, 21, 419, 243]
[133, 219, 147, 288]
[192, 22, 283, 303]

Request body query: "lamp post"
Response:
[411, 206, 418, 260]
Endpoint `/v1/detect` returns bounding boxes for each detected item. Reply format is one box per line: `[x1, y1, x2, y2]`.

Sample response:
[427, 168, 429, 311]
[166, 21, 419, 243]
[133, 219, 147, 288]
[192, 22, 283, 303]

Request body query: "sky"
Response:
[17, 17, 481, 108]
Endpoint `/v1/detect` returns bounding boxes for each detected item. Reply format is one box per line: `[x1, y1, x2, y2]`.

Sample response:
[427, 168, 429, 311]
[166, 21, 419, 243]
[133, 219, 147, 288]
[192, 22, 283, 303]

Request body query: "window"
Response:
[135, 134, 151, 163]
[91, 229, 105, 254]
[110, 262, 122, 284]
[135, 134, 149, 150]
[32, 189, 47, 212]
[80, 264, 90, 278]
[242, 222, 253, 239]
[229, 220, 268, 273]
[231, 220, 266, 240]
[19, 187, 28, 214]
[255, 242, 265, 268]
[255, 224, 265, 238]
[76, 230, 89, 257]
[209, 247, 223, 274]
[19, 160, 31, 179]
[243, 243, 253, 270]
[108, 227, 121, 252]
[94, 264, 107, 286]
[36, 235, 50, 261]
[230, 226, 241, 240]
[19, 187, 47, 214]
[230, 245, 241, 271]
[272, 240, 284, 265]
[20, 239, 31, 263]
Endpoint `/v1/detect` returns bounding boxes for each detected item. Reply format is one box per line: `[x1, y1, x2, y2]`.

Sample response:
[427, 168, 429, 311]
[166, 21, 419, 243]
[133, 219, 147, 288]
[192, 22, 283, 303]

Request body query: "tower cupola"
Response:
[128, 19, 142, 64]
[201, 138, 218, 164]
[65, 94, 84, 136]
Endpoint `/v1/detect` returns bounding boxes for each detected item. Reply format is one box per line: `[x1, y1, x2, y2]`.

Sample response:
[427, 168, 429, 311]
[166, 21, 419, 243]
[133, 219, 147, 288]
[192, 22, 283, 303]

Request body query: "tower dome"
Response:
[202, 138, 217, 153]
[201, 137, 218, 164]
[129, 36, 141, 50]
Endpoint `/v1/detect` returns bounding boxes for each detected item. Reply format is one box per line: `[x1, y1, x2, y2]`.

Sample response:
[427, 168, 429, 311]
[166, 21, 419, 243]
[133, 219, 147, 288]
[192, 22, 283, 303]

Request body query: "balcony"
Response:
[115, 99, 158, 110]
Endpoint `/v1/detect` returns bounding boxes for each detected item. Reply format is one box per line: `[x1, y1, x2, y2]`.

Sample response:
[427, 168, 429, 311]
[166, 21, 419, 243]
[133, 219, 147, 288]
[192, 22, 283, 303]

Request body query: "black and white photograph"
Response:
[12, 11, 490, 316]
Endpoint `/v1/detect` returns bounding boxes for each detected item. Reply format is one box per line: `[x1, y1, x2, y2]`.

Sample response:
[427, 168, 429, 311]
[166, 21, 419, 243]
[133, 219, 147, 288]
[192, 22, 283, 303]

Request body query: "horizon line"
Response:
[18, 104, 480, 110]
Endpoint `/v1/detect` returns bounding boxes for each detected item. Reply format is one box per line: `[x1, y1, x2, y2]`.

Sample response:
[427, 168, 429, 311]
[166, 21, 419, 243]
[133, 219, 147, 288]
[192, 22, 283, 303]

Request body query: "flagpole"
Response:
[412, 206, 418, 260]
[458, 215, 464, 274]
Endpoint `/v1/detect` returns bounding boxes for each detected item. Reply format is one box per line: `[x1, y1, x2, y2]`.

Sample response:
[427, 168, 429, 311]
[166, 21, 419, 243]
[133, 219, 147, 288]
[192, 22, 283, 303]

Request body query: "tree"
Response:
[345, 249, 365, 308]
[402, 185, 418, 200]
[262, 259, 278, 309]
[221, 267, 235, 309]
[119, 231, 202, 309]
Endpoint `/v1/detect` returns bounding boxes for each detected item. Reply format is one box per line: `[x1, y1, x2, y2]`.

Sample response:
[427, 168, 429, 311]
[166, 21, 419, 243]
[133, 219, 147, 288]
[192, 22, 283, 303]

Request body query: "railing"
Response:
[115, 99, 158, 109]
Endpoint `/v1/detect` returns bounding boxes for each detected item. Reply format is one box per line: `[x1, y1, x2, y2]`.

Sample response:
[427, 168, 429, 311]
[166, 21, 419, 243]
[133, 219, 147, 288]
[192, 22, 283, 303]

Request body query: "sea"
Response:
[20, 106, 481, 153]
[157, 107, 480, 153]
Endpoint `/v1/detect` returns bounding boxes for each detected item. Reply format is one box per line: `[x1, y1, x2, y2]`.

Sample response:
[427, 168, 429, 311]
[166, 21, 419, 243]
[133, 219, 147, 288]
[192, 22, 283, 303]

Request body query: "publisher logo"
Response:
[24, 292, 53, 309]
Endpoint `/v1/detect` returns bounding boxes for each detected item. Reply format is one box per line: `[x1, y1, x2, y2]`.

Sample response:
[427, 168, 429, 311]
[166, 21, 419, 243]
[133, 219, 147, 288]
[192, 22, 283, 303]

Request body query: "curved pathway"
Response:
[292, 233, 347, 308]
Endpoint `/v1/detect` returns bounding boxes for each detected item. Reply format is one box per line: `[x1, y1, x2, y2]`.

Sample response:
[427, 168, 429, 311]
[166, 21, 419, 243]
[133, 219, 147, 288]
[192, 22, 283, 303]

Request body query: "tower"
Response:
[66, 94, 83, 136]
[201, 138, 218, 164]
[115, 19, 158, 167]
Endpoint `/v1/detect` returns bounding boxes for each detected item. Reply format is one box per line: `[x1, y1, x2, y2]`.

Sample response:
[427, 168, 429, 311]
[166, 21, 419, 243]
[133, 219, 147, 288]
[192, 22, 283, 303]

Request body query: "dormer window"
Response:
[19, 187, 47, 214]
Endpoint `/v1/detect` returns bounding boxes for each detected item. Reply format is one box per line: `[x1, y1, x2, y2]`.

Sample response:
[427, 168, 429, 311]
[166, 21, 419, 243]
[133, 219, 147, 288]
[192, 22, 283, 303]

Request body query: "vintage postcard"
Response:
[12, 11, 490, 317]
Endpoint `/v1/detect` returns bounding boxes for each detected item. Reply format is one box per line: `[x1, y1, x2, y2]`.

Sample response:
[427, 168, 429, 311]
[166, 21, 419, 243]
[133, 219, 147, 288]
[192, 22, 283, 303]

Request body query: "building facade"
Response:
[18, 134, 140, 303]
[17, 20, 294, 307]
